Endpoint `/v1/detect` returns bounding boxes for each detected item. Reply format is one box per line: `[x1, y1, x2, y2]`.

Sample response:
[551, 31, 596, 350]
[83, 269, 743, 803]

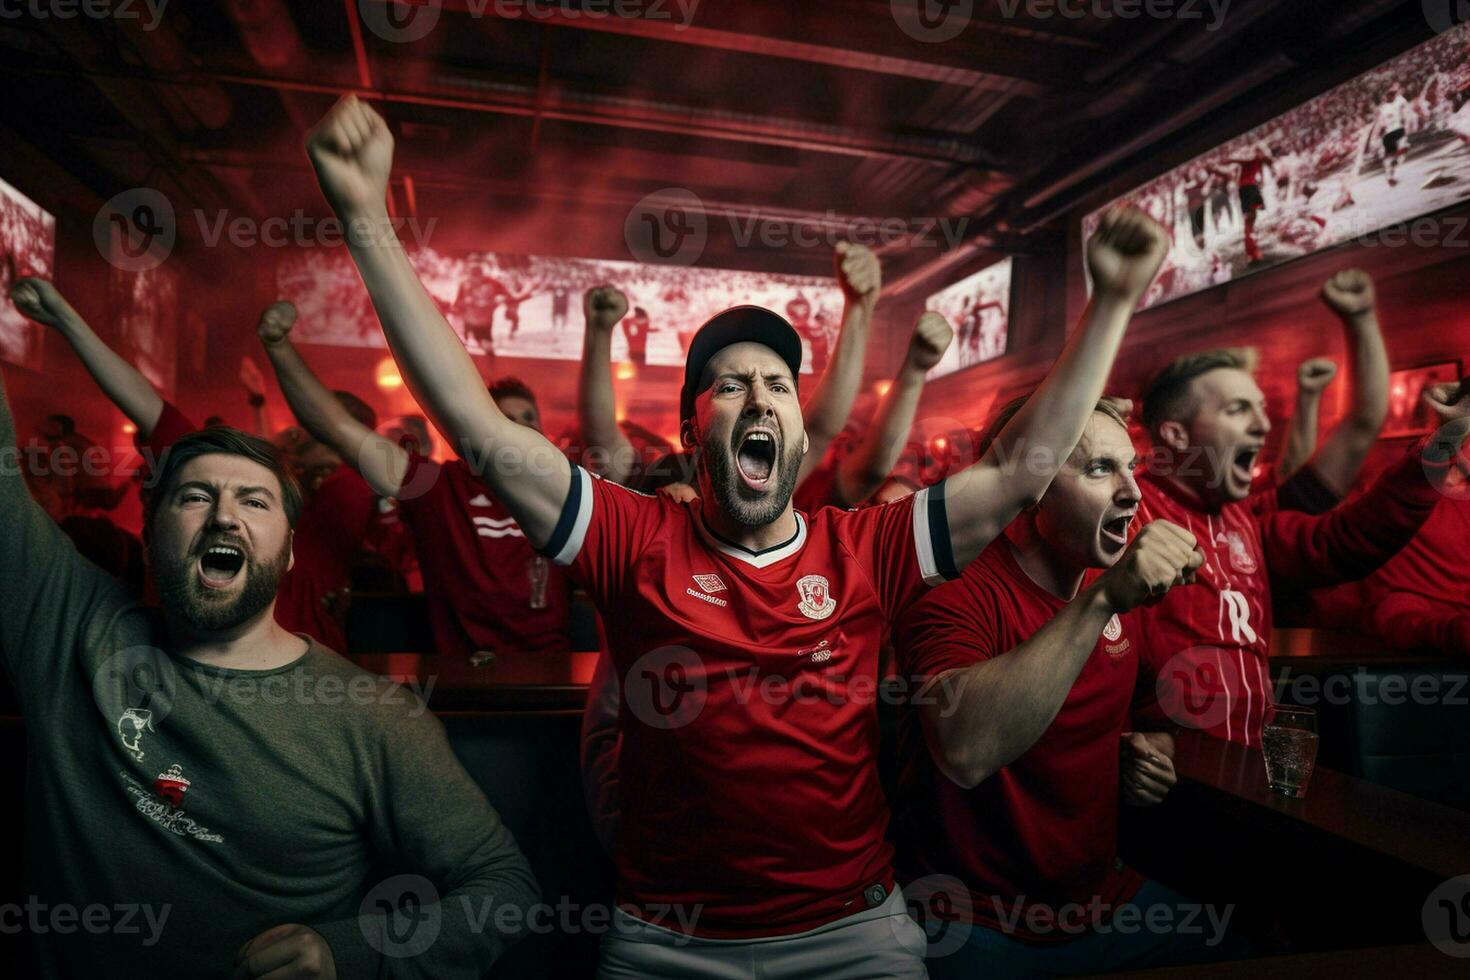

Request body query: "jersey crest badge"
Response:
[1103, 615, 1123, 642]
[1219, 529, 1258, 574]
[797, 574, 836, 621]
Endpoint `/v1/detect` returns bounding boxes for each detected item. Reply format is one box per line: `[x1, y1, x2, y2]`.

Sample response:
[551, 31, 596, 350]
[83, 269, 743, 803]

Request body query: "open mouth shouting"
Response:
[197, 540, 247, 590]
[1229, 445, 1262, 487]
[1101, 511, 1135, 553]
[735, 426, 778, 493]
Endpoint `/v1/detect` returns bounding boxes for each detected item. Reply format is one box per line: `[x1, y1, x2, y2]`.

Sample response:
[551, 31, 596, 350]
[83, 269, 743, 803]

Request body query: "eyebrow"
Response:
[716, 371, 794, 386]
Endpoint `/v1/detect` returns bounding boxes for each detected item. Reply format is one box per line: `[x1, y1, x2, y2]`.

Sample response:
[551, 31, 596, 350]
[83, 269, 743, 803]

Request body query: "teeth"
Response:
[745, 432, 773, 442]
[206, 546, 241, 556]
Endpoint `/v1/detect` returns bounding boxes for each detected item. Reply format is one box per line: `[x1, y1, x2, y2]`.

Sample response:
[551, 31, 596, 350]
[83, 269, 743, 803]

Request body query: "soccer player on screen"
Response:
[894, 397, 1228, 977]
[304, 93, 1169, 977]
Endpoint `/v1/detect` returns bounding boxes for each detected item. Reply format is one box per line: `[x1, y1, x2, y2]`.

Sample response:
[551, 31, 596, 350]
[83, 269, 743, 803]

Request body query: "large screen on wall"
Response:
[922, 258, 1012, 379]
[0, 176, 57, 371]
[1083, 22, 1470, 311]
[277, 249, 843, 373]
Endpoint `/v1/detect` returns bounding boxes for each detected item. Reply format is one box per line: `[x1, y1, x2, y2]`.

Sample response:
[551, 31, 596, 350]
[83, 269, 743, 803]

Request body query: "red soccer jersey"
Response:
[397, 453, 571, 656]
[892, 541, 1145, 940]
[1131, 452, 1441, 746]
[544, 464, 956, 937]
[1358, 495, 1470, 609]
[792, 457, 845, 513]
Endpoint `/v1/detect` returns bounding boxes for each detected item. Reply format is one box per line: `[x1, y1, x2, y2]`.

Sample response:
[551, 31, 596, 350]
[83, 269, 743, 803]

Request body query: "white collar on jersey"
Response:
[694, 510, 808, 569]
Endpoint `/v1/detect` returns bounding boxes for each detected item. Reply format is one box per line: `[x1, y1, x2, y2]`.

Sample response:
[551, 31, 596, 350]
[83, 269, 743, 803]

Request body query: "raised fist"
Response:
[305, 95, 394, 219]
[835, 242, 880, 305]
[257, 300, 298, 347]
[1423, 376, 1470, 423]
[658, 481, 698, 504]
[1098, 519, 1203, 614]
[906, 312, 954, 373]
[1297, 357, 1338, 396]
[9, 278, 76, 329]
[238, 357, 266, 398]
[1320, 268, 1375, 319]
[584, 286, 629, 332]
[1087, 207, 1170, 303]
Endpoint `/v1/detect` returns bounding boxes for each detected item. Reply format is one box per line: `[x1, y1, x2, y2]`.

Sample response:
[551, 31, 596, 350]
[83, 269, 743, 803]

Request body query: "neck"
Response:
[1156, 468, 1222, 514]
[700, 497, 799, 553]
[1004, 521, 1086, 600]
[166, 603, 308, 670]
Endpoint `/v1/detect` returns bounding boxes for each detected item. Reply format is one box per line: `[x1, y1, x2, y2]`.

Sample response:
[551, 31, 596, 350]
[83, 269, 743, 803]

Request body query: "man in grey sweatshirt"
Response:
[0, 358, 539, 978]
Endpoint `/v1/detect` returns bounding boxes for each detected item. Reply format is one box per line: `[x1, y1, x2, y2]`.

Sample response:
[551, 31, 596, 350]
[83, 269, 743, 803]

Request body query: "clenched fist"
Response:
[10, 278, 77, 330]
[1097, 519, 1203, 614]
[905, 312, 954, 373]
[257, 301, 298, 347]
[1320, 268, 1376, 319]
[305, 95, 394, 219]
[1423, 377, 1470, 423]
[835, 242, 880, 305]
[1121, 731, 1177, 806]
[584, 286, 629, 332]
[1087, 207, 1170, 303]
[1297, 357, 1338, 396]
[233, 923, 336, 979]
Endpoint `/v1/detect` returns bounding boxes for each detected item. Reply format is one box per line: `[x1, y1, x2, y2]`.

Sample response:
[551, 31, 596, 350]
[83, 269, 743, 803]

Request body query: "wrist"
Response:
[897, 360, 928, 384]
[1083, 579, 1122, 617]
[1339, 310, 1378, 331]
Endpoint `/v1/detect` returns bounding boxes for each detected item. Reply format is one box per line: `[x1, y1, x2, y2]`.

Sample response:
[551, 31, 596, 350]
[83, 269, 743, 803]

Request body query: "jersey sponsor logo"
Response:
[796, 574, 836, 620]
[797, 636, 838, 663]
[685, 587, 728, 608]
[468, 493, 493, 507]
[1221, 588, 1259, 644]
[1217, 529, 1258, 575]
[473, 515, 525, 539]
[692, 573, 727, 594]
[153, 763, 191, 808]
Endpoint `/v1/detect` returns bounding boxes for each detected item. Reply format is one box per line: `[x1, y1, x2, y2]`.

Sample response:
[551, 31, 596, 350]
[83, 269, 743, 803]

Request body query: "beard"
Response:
[152, 537, 290, 633]
[700, 422, 804, 528]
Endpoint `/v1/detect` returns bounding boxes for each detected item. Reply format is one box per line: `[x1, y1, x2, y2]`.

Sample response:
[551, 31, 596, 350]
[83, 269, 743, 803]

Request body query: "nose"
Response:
[209, 502, 242, 533]
[1116, 470, 1142, 508]
[1250, 405, 1271, 435]
[743, 382, 775, 418]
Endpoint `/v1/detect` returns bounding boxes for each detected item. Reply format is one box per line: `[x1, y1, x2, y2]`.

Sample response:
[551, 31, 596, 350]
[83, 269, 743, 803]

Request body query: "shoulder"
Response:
[300, 645, 436, 734]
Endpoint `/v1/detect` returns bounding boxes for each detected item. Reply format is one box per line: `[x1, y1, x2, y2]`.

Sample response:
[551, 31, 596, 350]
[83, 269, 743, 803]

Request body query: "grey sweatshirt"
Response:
[0, 371, 539, 978]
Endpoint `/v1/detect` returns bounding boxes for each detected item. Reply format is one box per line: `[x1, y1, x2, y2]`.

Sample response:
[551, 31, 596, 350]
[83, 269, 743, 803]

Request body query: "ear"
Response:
[680, 418, 699, 451]
[801, 430, 810, 456]
[1157, 419, 1190, 453]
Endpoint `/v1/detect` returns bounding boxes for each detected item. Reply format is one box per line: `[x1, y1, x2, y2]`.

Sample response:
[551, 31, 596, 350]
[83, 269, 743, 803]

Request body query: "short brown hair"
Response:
[143, 427, 304, 537]
[1141, 347, 1257, 431]
[977, 393, 1131, 458]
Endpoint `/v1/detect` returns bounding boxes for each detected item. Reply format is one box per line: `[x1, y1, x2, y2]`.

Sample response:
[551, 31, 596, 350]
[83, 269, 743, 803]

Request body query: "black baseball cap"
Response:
[679, 306, 804, 421]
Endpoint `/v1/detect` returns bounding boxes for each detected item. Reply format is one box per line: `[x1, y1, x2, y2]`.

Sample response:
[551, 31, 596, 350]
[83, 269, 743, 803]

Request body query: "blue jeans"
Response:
[924, 880, 1247, 979]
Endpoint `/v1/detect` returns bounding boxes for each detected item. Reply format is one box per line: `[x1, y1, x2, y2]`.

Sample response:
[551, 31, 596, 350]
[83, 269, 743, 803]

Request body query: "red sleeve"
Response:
[542, 464, 666, 604]
[838, 483, 955, 622]
[1261, 449, 1442, 589]
[298, 464, 379, 557]
[137, 401, 197, 466]
[892, 575, 1000, 682]
[393, 452, 446, 514]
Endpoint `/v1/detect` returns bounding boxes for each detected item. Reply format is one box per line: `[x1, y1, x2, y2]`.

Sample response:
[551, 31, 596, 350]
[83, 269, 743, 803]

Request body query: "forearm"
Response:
[577, 327, 635, 483]
[835, 361, 924, 505]
[801, 297, 872, 452]
[1277, 391, 1321, 480]
[339, 208, 568, 538]
[266, 340, 406, 497]
[55, 314, 164, 435]
[249, 399, 270, 439]
[1314, 314, 1389, 494]
[926, 585, 1115, 787]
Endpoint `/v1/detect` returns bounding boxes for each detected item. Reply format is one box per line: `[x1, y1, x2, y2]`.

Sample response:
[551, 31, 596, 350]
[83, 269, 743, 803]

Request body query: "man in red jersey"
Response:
[305, 93, 1169, 978]
[1132, 348, 1470, 747]
[893, 396, 1243, 978]
[1221, 144, 1274, 263]
[10, 280, 378, 653]
[256, 300, 573, 659]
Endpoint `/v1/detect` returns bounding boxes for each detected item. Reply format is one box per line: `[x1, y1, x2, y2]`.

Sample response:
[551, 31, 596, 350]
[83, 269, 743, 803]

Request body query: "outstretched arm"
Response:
[577, 286, 638, 484]
[938, 208, 1169, 573]
[1277, 357, 1334, 480]
[305, 96, 569, 545]
[833, 311, 953, 507]
[912, 521, 1201, 788]
[258, 300, 409, 499]
[11, 278, 165, 436]
[1308, 269, 1389, 495]
[798, 243, 879, 482]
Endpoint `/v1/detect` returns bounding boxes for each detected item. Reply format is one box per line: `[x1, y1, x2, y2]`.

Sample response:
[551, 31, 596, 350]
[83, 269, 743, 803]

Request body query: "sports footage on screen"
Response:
[922, 258, 1012, 379]
[0, 176, 56, 371]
